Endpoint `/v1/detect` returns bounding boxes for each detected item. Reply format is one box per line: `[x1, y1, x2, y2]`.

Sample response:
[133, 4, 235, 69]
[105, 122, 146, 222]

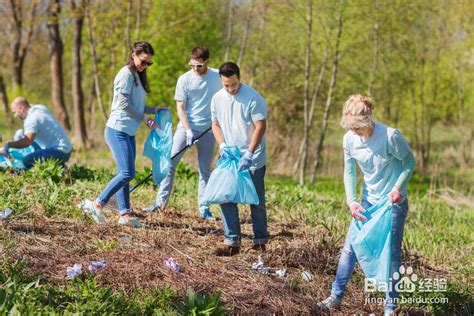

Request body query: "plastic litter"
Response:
[164, 257, 180, 272]
[301, 270, 314, 282]
[201, 146, 259, 206]
[0, 208, 12, 220]
[88, 260, 107, 272]
[251, 256, 270, 275]
[275, 268, 287, 278]
[66, 263, 82, 279]
[118, 235, 132, 244]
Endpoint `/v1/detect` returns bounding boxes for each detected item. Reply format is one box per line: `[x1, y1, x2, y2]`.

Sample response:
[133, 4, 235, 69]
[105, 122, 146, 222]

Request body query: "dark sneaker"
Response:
[251, 244, 266, 252]
[213, 244, 240, 256]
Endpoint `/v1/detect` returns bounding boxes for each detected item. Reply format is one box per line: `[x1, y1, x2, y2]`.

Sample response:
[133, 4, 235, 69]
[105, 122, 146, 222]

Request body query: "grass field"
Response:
[0, 145, 472, 314]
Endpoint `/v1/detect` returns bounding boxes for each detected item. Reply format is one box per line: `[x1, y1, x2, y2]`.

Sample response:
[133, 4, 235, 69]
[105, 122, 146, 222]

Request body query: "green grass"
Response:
[0, 155, 472, 313]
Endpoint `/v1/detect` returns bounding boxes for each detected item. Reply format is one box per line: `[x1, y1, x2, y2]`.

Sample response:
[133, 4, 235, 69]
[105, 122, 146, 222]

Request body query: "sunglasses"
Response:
[188, 63, 205, 68]
[140, 59, 153, 66]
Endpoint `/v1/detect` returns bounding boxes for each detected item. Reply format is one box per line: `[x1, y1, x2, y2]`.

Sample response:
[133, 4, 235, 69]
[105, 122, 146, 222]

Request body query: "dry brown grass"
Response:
[2, 206, 448, 314]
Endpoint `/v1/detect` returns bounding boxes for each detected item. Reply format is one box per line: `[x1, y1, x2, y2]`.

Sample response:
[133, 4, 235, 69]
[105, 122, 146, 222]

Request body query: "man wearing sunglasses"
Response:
[144, 46, 221, 220]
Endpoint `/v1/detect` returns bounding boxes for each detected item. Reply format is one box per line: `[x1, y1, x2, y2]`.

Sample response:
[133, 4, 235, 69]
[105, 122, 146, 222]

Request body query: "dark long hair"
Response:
[126, 41, 154, 93]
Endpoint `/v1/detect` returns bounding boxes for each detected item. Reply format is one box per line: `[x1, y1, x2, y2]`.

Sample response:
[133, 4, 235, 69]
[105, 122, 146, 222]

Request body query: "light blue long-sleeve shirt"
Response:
[106, 66, 156, 136]
[343, 122, 416, 205]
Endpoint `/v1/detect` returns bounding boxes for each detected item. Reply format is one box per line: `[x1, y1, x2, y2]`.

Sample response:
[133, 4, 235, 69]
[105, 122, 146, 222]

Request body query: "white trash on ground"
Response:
[0, 208, 13, 220]
[251, 256, 270, 275]
[88, 260, 107, 272]
[301, 270, 314, 281]
[66, 263, 83, 279]
[164, 257, 180, 272]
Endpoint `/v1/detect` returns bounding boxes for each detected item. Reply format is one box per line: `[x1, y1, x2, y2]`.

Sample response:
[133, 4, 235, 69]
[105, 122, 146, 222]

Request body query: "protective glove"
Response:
[185, 129, 194, 147]
[219, 143, 228, 158]
[238, 151, 254, 171]
[0, 142, 11, 159]
[144, 117, 158, 129]
[389, 187, 402, 204]
[349, 201, 367, 221]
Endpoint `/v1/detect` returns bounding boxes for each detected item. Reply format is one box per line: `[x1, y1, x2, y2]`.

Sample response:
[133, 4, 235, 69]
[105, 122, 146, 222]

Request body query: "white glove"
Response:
[185, 129, 194, 147]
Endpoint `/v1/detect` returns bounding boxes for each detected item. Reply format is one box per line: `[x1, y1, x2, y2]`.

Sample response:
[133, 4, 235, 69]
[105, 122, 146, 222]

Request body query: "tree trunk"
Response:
[0, 74, 11, 124]
[86, 8, 108, 123]
[299, 0, 313, 185]
[367, 0, 379, 97]
[9, 0, 37, 92]
[47, 0, 71, 131]
[135, 0, 142, 40]
[224, 0, 234, 61]
[125, 0, 132, 49]
[310, 0, 345, 183]
[292, 43, 329, 176]
[248, 4, 268, 86]
[71, 0, 88, 147]
[237, 0, 254, 67]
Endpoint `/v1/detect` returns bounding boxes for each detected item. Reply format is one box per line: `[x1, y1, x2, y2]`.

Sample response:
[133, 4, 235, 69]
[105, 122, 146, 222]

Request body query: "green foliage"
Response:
[68, 164, 114, 183]
[177, 289, 228, 316]
[0, 260, 179, 315]
[28, 159, 65, 184]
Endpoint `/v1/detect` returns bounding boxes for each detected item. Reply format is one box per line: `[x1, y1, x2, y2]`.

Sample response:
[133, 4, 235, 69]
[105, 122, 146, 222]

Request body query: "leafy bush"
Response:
[177, 289, 228, 315]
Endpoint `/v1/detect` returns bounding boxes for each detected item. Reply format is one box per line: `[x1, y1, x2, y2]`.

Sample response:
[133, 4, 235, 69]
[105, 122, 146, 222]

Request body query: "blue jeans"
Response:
[331, 199, 408, 310]
[22, 147, 71, 169]
[97, 127, 136, 215]
[155, 126, 215, 211]
[220, 166, 268, 247]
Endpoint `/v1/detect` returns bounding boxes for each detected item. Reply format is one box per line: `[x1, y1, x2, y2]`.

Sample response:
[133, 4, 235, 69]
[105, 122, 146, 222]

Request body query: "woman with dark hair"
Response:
[80, 41, 165, 227]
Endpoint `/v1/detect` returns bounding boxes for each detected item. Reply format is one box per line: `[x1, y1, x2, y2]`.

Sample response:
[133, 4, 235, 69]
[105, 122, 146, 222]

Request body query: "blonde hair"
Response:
[340, 94, 375, 129]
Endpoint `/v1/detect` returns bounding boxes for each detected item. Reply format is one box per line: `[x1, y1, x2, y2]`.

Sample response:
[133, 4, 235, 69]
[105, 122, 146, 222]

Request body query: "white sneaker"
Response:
[142, 202, 164, 213]
[78, 199, 106, 224]
[317, 295, 342, 310]
[118, 216, 143, 228]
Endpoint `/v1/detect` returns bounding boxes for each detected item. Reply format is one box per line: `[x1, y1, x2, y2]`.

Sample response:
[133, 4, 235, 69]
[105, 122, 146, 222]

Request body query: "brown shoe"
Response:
[213, 244, 240, 256]
[251, 244, 266, 252]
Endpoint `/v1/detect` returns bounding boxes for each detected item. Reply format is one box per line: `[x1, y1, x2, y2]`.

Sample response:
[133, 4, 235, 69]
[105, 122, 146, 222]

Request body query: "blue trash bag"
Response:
[350, 198, 393, 285]
[143, 109, 173, 184]
[201, 146, 259, 206]
[0, 154, 12, 168]
[0, 146, 36, 170]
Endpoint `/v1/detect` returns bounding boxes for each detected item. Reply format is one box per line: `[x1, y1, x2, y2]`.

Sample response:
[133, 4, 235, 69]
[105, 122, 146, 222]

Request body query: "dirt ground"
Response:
[2, 206, 445, 314]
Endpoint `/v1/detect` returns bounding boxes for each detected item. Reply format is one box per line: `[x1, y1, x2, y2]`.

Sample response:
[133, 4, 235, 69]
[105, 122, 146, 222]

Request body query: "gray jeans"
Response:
[155, 126, 215, 210]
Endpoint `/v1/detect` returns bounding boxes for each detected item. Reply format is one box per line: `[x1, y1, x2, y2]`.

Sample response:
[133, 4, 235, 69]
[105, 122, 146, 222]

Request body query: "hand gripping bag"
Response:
[201, 146, 259, 206]
[143, 109, 173, 184]
[350, 198, 393, 285]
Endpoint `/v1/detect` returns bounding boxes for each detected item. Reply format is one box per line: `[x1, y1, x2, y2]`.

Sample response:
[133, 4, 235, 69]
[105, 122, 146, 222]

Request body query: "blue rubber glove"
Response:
[219, 143, 228, 158]
[238, 151, 254, 171]
[0, 141, 12, 159]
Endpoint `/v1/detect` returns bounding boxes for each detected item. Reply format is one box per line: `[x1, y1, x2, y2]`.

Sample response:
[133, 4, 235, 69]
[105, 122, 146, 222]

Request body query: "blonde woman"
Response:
[317, 95, 416, 315]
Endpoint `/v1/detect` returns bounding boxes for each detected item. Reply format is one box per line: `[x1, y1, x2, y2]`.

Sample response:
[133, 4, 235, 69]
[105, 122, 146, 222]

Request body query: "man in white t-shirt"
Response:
[144, 47, 222, 220]
[210, 62, 269, 256]
[0, 97, 72, 169]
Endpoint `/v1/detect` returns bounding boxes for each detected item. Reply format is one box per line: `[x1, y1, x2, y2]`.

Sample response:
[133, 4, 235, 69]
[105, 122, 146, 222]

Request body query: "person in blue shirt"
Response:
[143, 47, 222, 220]
[317, 95, 416, 316]
[0, 97, 72, 169]
[210, 62, 268, 256]
[80, 41, 165, 228]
